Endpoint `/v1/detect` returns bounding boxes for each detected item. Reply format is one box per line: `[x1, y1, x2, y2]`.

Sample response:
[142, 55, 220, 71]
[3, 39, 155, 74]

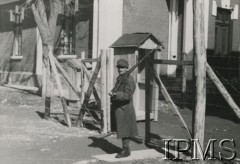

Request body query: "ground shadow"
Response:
[88, 136, 122, 154]
[35, 111, 68, 126]
[35, 111, 101, 130]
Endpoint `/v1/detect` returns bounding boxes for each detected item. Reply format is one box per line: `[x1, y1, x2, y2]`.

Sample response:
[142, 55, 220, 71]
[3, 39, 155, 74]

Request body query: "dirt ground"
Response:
[0, 85, 240, 164]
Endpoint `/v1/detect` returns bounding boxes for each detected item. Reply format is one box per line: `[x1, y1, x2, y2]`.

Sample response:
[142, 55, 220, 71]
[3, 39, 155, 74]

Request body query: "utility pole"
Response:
[192, 0, 206, 155]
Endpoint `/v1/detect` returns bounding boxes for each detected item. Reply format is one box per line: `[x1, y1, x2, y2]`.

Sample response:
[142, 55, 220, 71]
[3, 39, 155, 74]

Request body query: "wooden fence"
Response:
[43, 48, 240, 142]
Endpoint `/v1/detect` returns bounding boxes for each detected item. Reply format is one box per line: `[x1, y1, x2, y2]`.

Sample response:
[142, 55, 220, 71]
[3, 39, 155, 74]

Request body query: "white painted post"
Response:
[101, 50, 107, 133]
[106, 49, 114, 132]
[134, 50, 140, 120]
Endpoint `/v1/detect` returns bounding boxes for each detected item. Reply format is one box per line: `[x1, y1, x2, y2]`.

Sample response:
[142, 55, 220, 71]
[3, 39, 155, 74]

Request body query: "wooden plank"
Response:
[206, 63, 240, 119]
[193, 0, 206, 151]
[153, 59, 193, 66]
[148, 63, 192, 138]
[54, 57, 81, 98]
[81, 58, 99, 63]
[101, 50, 107, 133]
[145, 57, 151, 142]
[48, 46, 72, 127]
[80, 64, 101, 103]
[76, 54, 102, 127]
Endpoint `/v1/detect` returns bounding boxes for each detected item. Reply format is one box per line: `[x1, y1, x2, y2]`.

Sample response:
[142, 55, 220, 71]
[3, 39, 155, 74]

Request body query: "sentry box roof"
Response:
[110, 33, 163, 50]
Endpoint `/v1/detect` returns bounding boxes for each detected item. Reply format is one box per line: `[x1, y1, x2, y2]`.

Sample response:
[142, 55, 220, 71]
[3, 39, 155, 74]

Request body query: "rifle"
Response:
[111, 48, 157, 93]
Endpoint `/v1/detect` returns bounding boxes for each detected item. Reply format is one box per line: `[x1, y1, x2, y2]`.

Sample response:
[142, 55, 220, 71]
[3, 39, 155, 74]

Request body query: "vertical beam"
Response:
[101, 50, 107, 133]
[43, 46, 51, 117]
[167, 0, 179, 77]
[81, 51, 87, 98]
[67, 67, 74, 100]
[134, 50, 140, 120]
[192, 0, 206, 154]
[145, 56, 151, 142]
[183, 0, 193, 54]
[36, 27, 43, 83]
[106, 49, 114, 132]
[153, 51, 160, 121]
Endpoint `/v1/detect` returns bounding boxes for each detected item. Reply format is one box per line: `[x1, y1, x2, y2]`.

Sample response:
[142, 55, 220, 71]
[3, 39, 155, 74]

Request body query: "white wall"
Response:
[92, 0, 123, 59]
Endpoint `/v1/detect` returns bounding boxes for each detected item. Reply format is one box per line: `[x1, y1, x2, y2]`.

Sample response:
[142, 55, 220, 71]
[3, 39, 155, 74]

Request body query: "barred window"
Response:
[10, 5, 24, 58]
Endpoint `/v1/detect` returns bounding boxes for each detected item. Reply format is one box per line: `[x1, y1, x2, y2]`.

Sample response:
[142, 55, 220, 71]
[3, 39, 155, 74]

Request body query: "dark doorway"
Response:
[208, 8, 232, 79]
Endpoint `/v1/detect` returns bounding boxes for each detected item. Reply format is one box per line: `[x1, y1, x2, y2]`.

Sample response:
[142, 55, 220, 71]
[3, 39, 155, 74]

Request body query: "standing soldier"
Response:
[109, 59, 138, 158]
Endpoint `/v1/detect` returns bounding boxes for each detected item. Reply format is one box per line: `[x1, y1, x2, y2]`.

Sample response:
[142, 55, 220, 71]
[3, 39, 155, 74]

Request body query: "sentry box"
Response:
[111, 33, 163, 121]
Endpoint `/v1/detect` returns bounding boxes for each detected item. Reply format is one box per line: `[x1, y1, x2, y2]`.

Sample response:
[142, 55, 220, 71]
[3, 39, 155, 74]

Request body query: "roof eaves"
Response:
[0, 0, 20, 5]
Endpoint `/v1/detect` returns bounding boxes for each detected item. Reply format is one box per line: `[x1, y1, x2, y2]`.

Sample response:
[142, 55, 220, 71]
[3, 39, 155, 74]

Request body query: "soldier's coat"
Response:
[111, 74, 138, 139]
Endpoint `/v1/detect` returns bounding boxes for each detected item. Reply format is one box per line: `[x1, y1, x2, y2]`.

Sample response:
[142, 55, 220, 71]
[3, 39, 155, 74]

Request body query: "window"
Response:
[214, 8, 231, 56]
[10, 5, 24, 59]
[60, 1, 76, 56]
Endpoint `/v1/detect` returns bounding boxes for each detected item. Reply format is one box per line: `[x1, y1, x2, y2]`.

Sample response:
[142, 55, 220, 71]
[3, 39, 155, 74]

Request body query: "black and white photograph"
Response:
[0, 0, 239, 163]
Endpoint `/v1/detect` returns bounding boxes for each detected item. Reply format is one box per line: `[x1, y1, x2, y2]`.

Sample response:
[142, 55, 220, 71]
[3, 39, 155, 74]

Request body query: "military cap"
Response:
[116, 59, 129, 68]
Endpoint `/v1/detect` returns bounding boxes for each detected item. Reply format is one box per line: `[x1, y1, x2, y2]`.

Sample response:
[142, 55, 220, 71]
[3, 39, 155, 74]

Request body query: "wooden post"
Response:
[192, 0, 206, 153]
[206, 63, 240, 119]
[145, 56, 151, 142]
[68, 67, 75, 100]
[153, 51, 160, 121]
[101, 50, 107, 133]
[81, 51, 86, 102]
[43, 47, 52, 118]
[76, 68, 81, 111]
[181, 53, 187, 108]
[36, 27, 43, 95]
[106, 49, 114, 132]
[42, 57, 47, 98]
[48, 46, 72, 127]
